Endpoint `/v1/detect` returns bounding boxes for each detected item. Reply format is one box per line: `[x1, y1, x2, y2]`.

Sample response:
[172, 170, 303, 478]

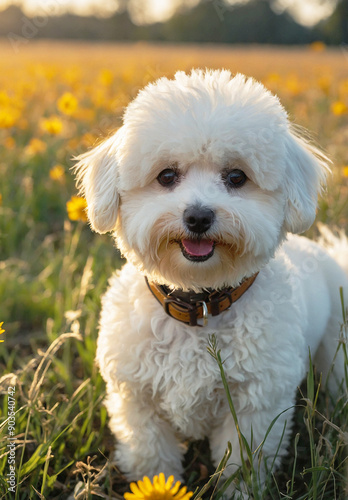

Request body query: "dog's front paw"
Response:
[114, 443, 184, 483]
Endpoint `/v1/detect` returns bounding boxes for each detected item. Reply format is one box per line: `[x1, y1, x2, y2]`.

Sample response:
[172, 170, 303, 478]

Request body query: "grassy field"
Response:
[0, 41, 347, 499]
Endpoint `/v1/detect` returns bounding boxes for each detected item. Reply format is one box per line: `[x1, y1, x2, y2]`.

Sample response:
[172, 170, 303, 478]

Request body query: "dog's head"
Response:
[74, 69, 329, 291]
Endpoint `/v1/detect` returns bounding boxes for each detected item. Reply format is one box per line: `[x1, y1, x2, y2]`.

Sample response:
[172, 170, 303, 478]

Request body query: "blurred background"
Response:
[0, 0, 347, 44]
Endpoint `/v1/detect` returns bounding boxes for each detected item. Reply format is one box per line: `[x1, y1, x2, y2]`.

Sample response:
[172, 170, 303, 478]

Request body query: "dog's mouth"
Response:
[179, 238, 215, 262]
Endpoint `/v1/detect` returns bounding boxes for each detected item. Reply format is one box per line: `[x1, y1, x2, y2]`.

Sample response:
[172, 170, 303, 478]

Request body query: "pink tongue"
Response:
[182, 239, 214, 256]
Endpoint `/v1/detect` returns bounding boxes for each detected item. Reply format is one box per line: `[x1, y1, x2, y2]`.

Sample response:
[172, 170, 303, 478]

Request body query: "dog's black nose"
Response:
[183, 205, 215, 234]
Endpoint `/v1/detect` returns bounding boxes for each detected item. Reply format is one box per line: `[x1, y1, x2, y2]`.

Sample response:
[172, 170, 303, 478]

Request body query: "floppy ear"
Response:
[73, 131, 121, 234]
[283, 127, 331, 234]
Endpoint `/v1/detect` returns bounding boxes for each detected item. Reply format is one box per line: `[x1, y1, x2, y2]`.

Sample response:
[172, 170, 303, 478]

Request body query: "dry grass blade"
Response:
[28, 332, 82, 403]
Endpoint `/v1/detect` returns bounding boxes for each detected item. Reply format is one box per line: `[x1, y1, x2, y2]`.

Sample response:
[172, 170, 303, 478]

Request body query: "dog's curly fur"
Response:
[74, 69, 348, 492]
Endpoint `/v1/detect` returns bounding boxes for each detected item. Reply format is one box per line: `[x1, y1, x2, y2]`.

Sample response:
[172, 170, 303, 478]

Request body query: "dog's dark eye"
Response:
[157, 168, 179, 187]
[224, 169, 247, 188]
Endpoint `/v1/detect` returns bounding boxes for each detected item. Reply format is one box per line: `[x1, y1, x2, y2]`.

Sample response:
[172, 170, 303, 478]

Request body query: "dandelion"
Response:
[266, 73, 281, 84]
[57, 92, 78, 115]
[0, 322, 5, 342]
[49, 164, 65, 182]
[0, 194, 2, 206]
[25, 138, 47, 156]
[124, 474, 193, 500]
[99, 69, 114, 86]
[0, 107, 20, 128]
[0, 91, 11, 105]
[309, 41, 326, 52]
[40, 116, 63, 135]
[66, 195, 88, 222]
[331, 101, 348, 116]
[285, 76, 303, 96]
[343, 166, 348, 177]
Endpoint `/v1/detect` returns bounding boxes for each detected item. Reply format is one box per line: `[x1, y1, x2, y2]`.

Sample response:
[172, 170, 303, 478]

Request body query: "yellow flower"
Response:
[40, 116, 63, 135]
[331, 101, 348, 116]
[0, 91, 11, 106]
[66, 195, 88, 222]
[0, 194, 2, 206]
[342, 166, 348, 177]
[57, 92, 78, 115]
[49, 164, 65, 182]
[124, 474, 193, 500]
[309, 41, 326, 52]
[0, 107, 20, 128]
[265, 72, 281, 84]
[0, 322, 5, 342]
[285, 76, 303, 96]
[99, 69, 114, 86]
[25, 138, 47, 156]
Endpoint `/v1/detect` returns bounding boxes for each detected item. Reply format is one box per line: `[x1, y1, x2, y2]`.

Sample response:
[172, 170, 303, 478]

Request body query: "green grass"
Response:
[0, 43, 348, 499]
[0, 309, 347, 499]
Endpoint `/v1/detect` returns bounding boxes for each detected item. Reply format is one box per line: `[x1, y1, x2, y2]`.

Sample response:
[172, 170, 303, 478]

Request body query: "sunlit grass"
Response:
[0, 42, 347, 499]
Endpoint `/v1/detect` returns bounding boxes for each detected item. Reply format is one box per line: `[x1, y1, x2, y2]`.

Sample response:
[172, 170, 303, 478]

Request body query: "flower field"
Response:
[0, 41, 347, 499]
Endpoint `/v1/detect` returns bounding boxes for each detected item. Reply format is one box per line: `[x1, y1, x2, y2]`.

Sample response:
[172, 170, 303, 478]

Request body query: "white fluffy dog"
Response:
[75, 69, 347, 492]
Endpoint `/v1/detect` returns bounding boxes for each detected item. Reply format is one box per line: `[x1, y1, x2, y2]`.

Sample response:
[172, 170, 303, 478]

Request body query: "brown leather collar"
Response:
[145, 273, 258, 327]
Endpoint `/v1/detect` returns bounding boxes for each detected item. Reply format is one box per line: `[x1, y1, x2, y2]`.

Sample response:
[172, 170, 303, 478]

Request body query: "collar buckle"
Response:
[164, 297, 208, 327]
[199, 301, 209, 326]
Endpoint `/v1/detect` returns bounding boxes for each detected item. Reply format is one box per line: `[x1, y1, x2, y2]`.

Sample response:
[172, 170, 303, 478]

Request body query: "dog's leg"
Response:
[105, 390, 185, 481]
[312, 265, 348, 396]
[210, 403, 293, 495]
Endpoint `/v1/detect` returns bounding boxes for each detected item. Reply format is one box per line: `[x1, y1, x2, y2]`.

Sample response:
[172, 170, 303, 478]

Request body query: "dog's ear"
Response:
[283, 127, 330, 234]
[73, 131, 121, 234]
